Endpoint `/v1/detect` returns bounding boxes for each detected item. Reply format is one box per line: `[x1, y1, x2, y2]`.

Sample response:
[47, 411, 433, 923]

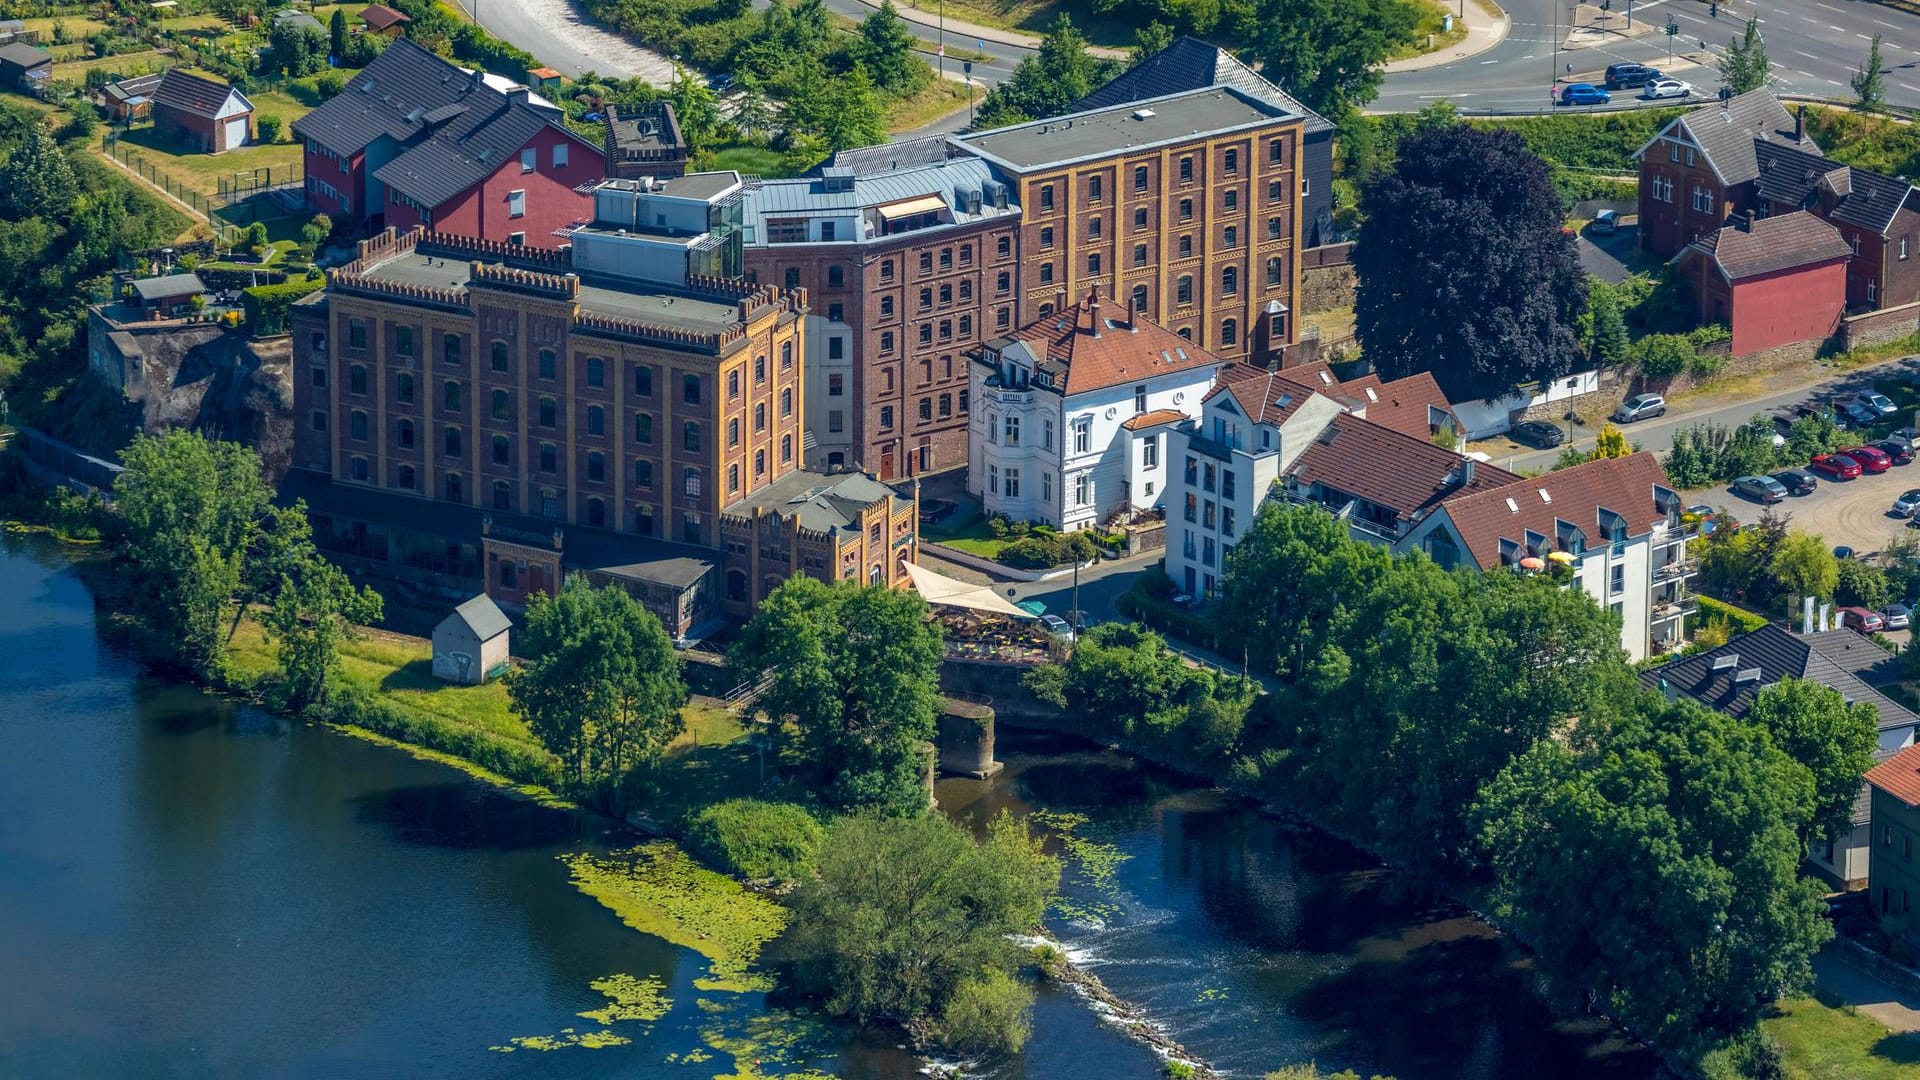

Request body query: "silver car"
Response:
[1858, 391, 1899, 416]
[1895, 489, 1920, 517]
[1612, 394, 1667, 423]
[1641, 78, 1692, 100]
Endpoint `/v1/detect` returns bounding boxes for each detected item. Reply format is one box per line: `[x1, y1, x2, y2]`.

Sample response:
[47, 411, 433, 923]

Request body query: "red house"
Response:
[1671, 211, 1851, 356]
[291, 38, 604, 248]
[151, 68, 254, 154]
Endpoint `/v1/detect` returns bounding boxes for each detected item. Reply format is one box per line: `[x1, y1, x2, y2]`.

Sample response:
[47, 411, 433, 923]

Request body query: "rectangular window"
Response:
[508, 189, 526, 218]
[1142, 435, 1157, 468]
[1074, 473, 1090, 506]
[988, 463, 999, 495]
[521, 148, 536, 173]
[395, 326, 413, 356]
[1040, 185, 1055, 211]
[1005, 468, 1021, 498]
[828, 409, 844, 433]
[1088, 175, 1102, 201]
[1610, 563, 1626, 595]
[1072, 418, 1090, 454]
[553, 142, 568, 168]
[349, 318, 366, 349]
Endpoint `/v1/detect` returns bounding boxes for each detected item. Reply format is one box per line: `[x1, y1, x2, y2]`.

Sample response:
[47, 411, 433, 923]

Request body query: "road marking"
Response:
[1521, 54, 1535, 59]
[1902, 82, 1920, 92]
[1481, 58, 1500, 63]
[1859, 32, 1875, 39]
[1878, 19, 1903, 28]
[1796, 50, 1820, 58]
[1832, 25, 1850, 32]
[1817, 1, 1845, 10]
[1797, 69, 1817, 77]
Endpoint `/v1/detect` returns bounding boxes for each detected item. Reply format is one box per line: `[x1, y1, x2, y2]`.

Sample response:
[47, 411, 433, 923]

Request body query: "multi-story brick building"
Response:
[288, 173, 918, 632]
[293, 38, 604, 247]
[741, 151, 1021, 477]
[1635, 90, 1817, 260]
[1754, 138, 1920, 312]
[739, 41, 1313, 482]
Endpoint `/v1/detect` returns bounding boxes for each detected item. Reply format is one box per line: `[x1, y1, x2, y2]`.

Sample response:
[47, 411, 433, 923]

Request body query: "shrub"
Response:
[939, 969, 1034, 1053]
[987, 515, 1008, 539]
[996, 536, 1055, 569]
[255, 113, 283, 143]
[682, 798, 824, 881]
[315, 71, 345, 98]
[1694, 595, 1769, 634]
[240, 279, 325, 337]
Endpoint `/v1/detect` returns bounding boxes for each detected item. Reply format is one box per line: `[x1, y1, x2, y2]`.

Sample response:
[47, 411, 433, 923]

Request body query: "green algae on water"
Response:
[1032, 809, 1133, 923]
[562, 843, 788, 992]
[578, 973, 672, 1025]
[490, 1027, 633, 1052]
[699, 1006, 839, 1079]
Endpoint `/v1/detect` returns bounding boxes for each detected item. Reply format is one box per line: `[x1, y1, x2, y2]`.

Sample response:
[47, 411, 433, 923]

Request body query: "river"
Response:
[0, 535, 1655, 1079]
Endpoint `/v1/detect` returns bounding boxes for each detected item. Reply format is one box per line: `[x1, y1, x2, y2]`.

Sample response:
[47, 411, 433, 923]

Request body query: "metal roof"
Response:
[722, 469, 903, 533]
[130, 272, 205, 299]
[740, 156, 1014, 244]
[955, 86, 1289, 172]
[445, 593, 511, 641]
[1072, 36, 1331, 135]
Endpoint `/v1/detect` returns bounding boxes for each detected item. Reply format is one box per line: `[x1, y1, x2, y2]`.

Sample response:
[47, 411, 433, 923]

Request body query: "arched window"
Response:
[396, 419, 414, 448]
[491, 480, 511, 510]
[444, 381, 462, 411]
[727, 569, 748, 602]
[1176, 275, 1193, 305]
[586, 451, 604, 482]
[395, 372, 414, 403]
[444, 427, 462, 457]
[445, 472, 463, 503]
[586, 357, 604, 387]
[635, 413, 653, 444]
[349, 364, 367, 394]
[537, 348, 556, 380]
[586, 497, 606, 527]
[490, 341, 508, 372]
[539, 397, 556, 428]
[587, 405, 604, 436]
[727, 463, 740, 492]
[492, 390, 510, 421]
[1267, 257, 1283, 285]
[1132, 284, 1148, 313]
[443, 333, 460, 364]
[1221, 267, 1238, 295]
[1221, 318, 1238, 346]
[754, 403, 766, 432]
[684, 421, 701, 453]
[780, 387, 792, 418]
[397, 464, 415, 490]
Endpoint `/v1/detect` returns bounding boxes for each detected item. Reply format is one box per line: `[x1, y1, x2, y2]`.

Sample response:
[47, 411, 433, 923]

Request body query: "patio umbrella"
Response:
[1519, 556, 1546, 570]
[903, 562, 1037, 619]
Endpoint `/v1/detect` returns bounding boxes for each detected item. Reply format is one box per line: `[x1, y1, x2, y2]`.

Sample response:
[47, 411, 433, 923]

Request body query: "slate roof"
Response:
[1799, 628, 1905, 685]
[1644, 623, 1919, 733]
[722, 469, 904, 533]
[1665, 89, 1811, 185]
[1687, 210, 1851, 281]
[447, 593, 511, 641]
[1867, 743, 1920, 807]
[359, 3, 410, 29]
[130, 272, 205, 300]
[292, 38, 591, 210]
[1002, 292, 1226, 396]
[0, 42, 49, 70]
[152, 68, 239, 119]
[824, 134, 960, 176]
[1073, 36, 1332, 135]
[1755, 139, 1915, 236]
[1288, 416, 1518, 519]
[1437, 452, 1671, 570]
[739, 154, 1013, 244]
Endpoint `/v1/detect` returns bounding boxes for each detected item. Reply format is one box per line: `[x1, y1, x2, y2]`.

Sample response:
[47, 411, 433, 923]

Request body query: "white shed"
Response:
[432, 594, 511, 684]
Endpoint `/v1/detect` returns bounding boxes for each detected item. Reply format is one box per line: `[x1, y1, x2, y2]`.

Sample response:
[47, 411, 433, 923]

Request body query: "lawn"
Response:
[710, 140, 790, 178]
[51, 49, 170, 80]
[114, 123, 307, 200]
[886, 79, 970, 134]
[1764, 990, 1920, 1079]
[921, 513, 1011, 558]
[878, 0, 1136, 49]
[21, 15, 110, 37]
[1387, 0, 1470, 61]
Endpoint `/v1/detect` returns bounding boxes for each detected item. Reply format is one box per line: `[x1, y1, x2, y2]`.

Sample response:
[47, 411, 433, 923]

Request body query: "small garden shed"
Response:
[432, 594, 511, 684]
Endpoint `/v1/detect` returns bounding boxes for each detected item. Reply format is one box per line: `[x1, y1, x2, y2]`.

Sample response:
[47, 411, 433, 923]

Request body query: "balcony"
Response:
[1651, 559, 1696, 584]
[1650, 597, 1698, 623]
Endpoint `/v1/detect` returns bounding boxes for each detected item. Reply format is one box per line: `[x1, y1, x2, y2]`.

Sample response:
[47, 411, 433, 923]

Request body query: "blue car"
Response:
[1559, 83, 1611, 106]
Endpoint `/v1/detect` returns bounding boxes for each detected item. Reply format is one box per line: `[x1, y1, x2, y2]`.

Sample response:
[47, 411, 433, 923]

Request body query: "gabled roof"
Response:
[721, 468, 903, 533]
[272, 8, 324, 31]
[1204, 362, 1328, 425]
[447, 593, 511, 641]
[359, 3, 410, 29]
[292, 38, 593, 210]
[152, 68, 242, 119]
[105, 71, 163, 102]
[1653, 90, 1811, 186]
[1868, 743, 1920, 807]
[1346, 371, 1454, 441]
[1755, 139, 1915, 236]
[1288, 415, 1517, 519]
[1121, 408, 1189, 431]
[1685, 210, 1851, 281]
[0, 42, 49, 69]
[1002, 291, 1225, 396]
[1799, 628, 1905, 685]
[1645, 623, 1917, 733]
[1437, 452, 1671, 570]
[1072, 35, 1333, 136]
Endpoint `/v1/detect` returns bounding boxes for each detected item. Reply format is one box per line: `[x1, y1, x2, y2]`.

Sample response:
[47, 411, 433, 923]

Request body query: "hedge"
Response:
[1694, 595, 1770, 635]
[307, 685, 562, 789]
[241, 279, 324, 337]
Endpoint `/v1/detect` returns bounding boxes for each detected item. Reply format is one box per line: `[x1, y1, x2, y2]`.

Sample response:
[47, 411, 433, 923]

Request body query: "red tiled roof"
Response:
[1007, 292, 1225, 395]
[1867, 744, 1920, 807]
[1289, 416, 1519, 519]
[1689, 211, 1852, 280]
[1121, 408, 1188, 431]
[1204, 362, 1326, 425]
[1353, 371, 1453, 441]
[359, 3, 411, 29]
[1435, 452, 1672, 569]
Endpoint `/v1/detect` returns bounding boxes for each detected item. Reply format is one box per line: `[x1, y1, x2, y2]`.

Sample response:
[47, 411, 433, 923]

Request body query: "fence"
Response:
[100, 131, 305, 227]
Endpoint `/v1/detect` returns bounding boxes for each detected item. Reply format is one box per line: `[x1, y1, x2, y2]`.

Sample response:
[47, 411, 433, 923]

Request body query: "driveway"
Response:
[1813, 950, 1920, 1035]
[1577, 222, 1638, 284]
[1699, 455, 1920, 558]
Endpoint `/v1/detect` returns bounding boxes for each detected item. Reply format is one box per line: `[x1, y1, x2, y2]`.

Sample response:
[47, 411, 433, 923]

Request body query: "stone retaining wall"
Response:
[1300, 263, 1356, 315]
[1843, 301, 1920, 352]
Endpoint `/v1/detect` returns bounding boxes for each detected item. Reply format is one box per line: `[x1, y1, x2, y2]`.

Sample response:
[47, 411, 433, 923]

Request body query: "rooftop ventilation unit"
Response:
[1132, 108, 1156, 120]
[1711, 654, 1740, 671]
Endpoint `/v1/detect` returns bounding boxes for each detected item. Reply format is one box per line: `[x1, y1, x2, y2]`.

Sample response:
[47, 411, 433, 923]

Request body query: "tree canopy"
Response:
[1354, 123, 1587, 402]
[1719, 17, 1770, 94]
[1744, 677, 1880, 847]
[976, 16, 1118, 126]
[731, 576, 946, 814]
[1236, 0, 1420, 121]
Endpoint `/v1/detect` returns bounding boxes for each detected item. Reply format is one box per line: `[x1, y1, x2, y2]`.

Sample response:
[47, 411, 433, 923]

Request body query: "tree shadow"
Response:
[350, 782, 579, 850]
[1872, 1031, 1920, 1065]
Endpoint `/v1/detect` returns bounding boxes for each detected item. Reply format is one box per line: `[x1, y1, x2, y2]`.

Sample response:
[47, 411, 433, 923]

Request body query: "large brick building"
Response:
[1635, 90, 1814, 261]
[740, 39, 1316, 481]
[288, 173, 917, 632]
[293, 39, 604, 247]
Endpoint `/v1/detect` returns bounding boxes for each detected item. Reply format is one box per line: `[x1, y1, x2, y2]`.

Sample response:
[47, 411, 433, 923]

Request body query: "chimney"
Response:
[1125, 290, 1137, 327]
[1738, 210, 1754, 232]
[507, 86, 530, 105]
[1796, 104, 1806, 143]
[1460, 458, 1476, 487]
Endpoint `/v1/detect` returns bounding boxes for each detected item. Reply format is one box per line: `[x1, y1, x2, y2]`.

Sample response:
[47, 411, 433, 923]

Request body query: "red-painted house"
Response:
[1671, 211, 1852, 356]
[291, 38, 604, 248]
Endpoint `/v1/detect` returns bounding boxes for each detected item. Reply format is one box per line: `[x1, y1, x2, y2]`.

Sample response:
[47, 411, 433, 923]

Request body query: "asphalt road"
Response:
[1377, 0, 1920, 114]
[1478, 353, 1920, 471]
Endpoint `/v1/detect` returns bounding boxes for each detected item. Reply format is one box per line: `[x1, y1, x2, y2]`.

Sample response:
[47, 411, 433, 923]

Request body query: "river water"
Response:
[0, 536, 1656, 1079]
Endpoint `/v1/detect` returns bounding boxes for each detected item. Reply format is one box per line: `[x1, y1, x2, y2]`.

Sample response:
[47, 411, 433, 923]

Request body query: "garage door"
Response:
[224, 117, 247, 149]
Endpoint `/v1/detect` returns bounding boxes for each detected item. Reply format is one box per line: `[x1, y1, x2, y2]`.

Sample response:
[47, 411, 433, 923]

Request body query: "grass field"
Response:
[711, 141, 789, 178]
[21, 15, 110, 38]
[114, 123, 306, 200]
[886, 79, 970, 133]
[51, 49, 170, 80]
[1764, 990, 1920, 1079]
[1388, 0, 1470, 60]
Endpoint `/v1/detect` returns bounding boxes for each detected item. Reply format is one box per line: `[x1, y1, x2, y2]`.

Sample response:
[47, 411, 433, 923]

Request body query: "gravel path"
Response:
[455, 0, 675, 83]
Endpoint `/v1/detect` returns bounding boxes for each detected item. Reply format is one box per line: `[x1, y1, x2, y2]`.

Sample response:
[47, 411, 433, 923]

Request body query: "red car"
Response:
[1810, 453, 1863, 480]
[1840, 606, 1886, 632]
[1843, 445, 1893, 473]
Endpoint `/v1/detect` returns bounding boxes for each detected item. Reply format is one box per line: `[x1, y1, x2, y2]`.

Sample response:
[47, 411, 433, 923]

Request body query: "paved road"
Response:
[1378, 0, 1920, 114]
[1813, 950, 1920, 1034]
[1477, 354, 1920, 472]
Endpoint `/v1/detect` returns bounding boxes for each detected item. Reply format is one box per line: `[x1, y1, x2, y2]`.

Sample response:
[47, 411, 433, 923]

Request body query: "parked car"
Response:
[1895, 489, 1920, 517]
[1878, 439, 1917, 465]
[1836, 545, 1856, 561]
[1773, 468, 1818, 496]
[1842, 400, 1880, 426]
[1559, 83, 1611, 106]
[1859, 391, 1900, 416]
[1810, 453, 1863, 480]
[1511, 420, 1566, 448]
[1038, 613, 1075, 640]
[1887, 602, 1913, 631]
[1732, 474, 1788, 503]
[917, 498, 958, 526]
[1840, 606, 1886, 632]
[1892, 426, 1920, 446]
[1612, 393, 1666, 423]
[1795, 402, 1850, 429]
[1642, 78, 1693, 99]
[1588, 209, 1619, 236]
[1604, 63, 1661, 89]
[1845, 445, 1893, 473]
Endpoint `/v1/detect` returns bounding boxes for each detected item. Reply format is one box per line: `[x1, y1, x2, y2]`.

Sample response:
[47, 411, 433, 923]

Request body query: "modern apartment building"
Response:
[287, 174, 917, 632]
[739, 38, 1316, 481]
[967, 290, 1226, 529]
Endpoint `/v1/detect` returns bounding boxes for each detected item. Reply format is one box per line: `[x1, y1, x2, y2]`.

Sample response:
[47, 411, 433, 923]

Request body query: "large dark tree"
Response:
[1353, 123, 1586, 402]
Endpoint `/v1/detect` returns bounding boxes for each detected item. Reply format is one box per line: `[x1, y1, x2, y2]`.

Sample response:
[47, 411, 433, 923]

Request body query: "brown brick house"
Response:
[151, 68, 253, 154]
[1754, 139, 1920, 312]
[1635, 90, 1814, 260]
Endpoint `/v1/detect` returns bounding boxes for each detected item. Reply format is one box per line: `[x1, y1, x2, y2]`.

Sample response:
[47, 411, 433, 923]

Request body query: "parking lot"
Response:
[1702, 458, 1920, 559]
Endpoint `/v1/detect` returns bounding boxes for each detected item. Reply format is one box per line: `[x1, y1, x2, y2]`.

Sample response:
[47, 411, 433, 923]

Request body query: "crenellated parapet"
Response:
[469, 261, 580, 300]
[417, 230, 574, 273]
[572, 310, 746, 353]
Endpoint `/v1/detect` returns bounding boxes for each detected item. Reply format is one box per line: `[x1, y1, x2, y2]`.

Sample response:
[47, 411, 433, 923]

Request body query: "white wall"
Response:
[802, 313, 854, 470]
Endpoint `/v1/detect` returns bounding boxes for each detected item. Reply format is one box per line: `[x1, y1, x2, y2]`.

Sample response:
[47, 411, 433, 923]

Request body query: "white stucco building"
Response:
[968, 291, 1225, 530]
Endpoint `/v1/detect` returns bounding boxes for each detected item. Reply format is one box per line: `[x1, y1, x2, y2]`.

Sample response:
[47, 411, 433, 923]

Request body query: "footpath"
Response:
[1382, 0, 1511, 73]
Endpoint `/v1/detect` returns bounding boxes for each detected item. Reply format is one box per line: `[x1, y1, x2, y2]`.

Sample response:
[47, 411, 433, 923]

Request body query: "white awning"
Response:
[905, 561, 1035, 619]
[877, 195, 946, 219]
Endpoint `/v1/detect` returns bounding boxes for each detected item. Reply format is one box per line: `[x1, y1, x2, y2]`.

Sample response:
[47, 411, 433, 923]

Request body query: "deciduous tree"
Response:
[1236, 0, 1421, 121]
[1719, 17, 1770, 94]
[1745, 677, 1880, 847]
[856, 0, 926, 96]
[0, 127, 77, 220]
[1769, 532, 1839, 603]
[261, 554, 383, 710]
[1854, 33, 1886, 111]
[1353, 124, 1587, 402]
[975, 16, 1115, 126]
